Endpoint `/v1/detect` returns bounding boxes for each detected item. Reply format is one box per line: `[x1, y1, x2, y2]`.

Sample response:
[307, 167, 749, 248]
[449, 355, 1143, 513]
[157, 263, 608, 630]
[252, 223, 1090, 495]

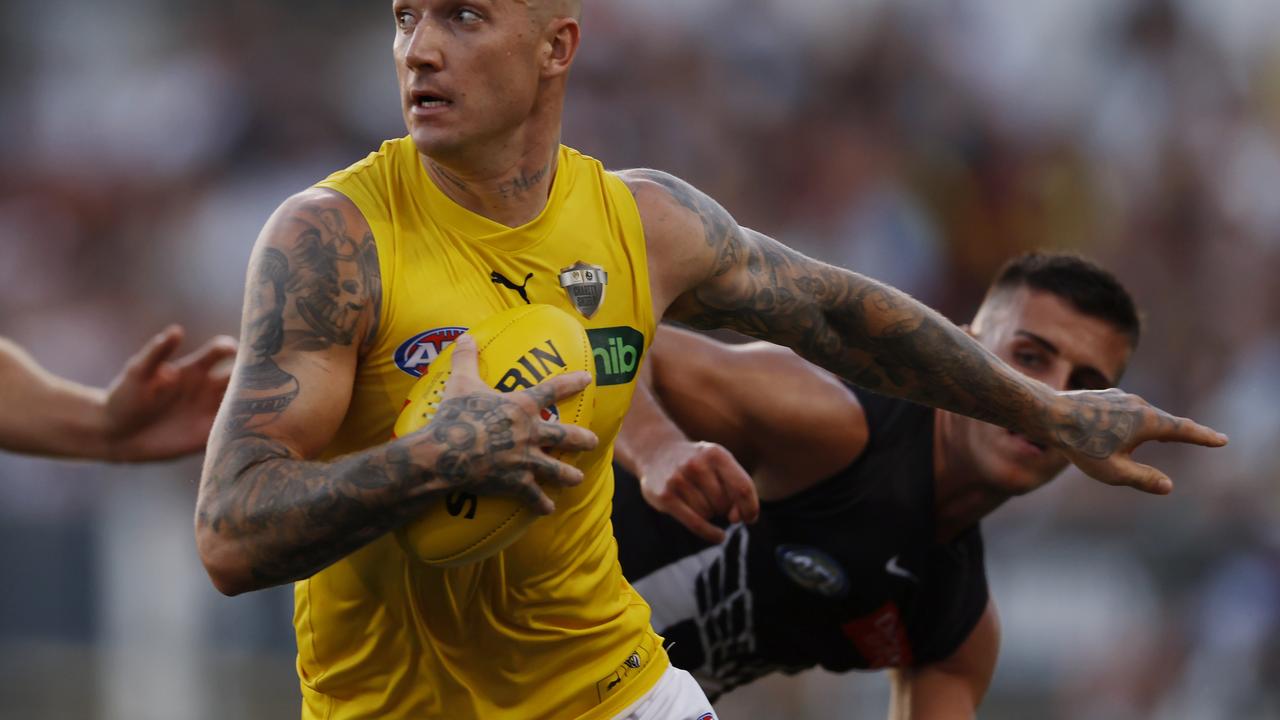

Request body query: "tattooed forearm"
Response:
[200, 387, 566, 590]
[629, 169, 1050, 437]
[199, 432, 421, 587]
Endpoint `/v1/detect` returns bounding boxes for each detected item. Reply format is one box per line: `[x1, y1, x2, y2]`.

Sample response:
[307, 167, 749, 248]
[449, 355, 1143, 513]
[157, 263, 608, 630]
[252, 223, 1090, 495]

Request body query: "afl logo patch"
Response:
[394, 327, 467, 377]
[775, 545, 849, 599]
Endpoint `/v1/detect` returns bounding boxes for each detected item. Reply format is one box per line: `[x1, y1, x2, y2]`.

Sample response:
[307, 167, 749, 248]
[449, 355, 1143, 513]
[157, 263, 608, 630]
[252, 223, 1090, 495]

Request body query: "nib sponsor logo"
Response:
[586, 327, 645, 386]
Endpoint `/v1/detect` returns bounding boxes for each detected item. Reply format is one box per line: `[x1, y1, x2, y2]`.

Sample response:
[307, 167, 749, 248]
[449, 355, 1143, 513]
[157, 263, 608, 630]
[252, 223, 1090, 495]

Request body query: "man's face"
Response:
[959, 286, 1134, 494]
[391, 1, 550, 158]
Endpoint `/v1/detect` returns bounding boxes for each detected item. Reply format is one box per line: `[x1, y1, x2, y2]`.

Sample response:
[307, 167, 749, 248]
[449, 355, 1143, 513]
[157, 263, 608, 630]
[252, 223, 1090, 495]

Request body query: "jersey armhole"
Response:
[602, 169, 656, 345]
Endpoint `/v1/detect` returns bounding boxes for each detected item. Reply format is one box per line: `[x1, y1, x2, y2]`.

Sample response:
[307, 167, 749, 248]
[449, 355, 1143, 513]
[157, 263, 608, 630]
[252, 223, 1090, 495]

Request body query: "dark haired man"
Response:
[195, 1, 1224, 717]
[615, 253, 1157, 717]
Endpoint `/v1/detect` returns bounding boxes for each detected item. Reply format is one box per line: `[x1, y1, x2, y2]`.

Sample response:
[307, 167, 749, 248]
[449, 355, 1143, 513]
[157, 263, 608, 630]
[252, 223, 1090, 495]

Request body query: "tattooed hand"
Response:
[404, 335, 598, 514]
[1045, 389, 1228, 494]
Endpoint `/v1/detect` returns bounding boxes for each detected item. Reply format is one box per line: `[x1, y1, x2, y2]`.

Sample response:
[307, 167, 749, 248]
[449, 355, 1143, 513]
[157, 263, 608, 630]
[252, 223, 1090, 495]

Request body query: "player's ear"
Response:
[541, 17, 579, 78]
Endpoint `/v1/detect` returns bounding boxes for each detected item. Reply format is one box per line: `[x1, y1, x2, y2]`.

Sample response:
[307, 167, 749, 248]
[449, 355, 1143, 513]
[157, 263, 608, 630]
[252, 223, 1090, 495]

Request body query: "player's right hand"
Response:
[639, 440, 759, 544]
[421, 335, 598, 515]
[1047, 388, 1228, 494]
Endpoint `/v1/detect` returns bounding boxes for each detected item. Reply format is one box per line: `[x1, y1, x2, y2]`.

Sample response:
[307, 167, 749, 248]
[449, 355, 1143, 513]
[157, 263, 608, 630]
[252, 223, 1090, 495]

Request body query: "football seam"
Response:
[432, 508, 527, 563]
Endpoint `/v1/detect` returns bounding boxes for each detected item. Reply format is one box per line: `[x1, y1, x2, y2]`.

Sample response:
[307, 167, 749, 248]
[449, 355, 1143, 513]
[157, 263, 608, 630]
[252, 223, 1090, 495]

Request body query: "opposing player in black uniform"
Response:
[613, 253, 1148, 716]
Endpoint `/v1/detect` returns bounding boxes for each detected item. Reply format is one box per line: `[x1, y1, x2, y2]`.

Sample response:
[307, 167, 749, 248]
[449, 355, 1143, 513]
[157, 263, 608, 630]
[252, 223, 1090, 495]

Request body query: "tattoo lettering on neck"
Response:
[430, 160, 471, 193]
[429, 160, 552, 201]
[497, 164, 550, 199]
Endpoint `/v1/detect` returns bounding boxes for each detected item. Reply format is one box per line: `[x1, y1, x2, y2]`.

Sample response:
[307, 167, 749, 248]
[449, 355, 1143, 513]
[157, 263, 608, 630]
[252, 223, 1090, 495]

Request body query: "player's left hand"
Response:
[1047, 388, 1228, 494]
[103, 325, 237, 461]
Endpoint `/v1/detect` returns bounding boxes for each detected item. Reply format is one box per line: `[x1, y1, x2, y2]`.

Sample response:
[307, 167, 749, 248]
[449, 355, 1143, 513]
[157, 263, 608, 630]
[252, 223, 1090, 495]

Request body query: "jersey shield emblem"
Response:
[558, 261, 608, 318]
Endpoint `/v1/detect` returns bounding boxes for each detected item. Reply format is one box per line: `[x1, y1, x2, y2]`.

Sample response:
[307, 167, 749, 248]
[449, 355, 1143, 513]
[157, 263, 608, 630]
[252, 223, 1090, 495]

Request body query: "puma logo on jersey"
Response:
[491, 270, 534, 304]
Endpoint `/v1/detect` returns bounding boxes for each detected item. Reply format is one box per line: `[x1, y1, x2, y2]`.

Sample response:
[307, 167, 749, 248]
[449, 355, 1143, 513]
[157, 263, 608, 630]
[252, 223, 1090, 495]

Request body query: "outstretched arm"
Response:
[621, 169, 1227, 494]
[196, 189, 594, 595]
[0, 327, 235, 461]
[617, 325, 869, 539]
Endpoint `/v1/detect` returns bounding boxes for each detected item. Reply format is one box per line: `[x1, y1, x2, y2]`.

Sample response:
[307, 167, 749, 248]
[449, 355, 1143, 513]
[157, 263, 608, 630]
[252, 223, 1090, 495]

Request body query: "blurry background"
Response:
[1, 0, 1277, 717]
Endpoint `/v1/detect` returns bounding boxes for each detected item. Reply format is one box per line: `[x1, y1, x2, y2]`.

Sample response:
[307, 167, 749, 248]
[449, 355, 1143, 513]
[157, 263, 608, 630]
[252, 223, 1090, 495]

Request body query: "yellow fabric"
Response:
[296, 137, 665, 720]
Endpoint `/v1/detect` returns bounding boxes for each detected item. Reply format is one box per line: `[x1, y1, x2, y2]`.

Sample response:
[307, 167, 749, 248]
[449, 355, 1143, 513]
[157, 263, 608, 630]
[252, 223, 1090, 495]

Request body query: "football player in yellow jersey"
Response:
[194, 2, 1228, 719]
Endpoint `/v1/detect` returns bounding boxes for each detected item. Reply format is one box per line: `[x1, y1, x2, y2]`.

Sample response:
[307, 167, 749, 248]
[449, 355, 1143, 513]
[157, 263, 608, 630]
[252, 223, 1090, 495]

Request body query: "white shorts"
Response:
[610, 665, 719, 720]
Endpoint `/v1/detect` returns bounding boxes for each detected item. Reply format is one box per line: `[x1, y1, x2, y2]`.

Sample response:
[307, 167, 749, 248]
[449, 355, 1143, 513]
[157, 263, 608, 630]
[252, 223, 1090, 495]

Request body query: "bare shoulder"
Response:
[261, 187, 370, 253]
[613, 168, 737, 245]
[612, 168, 745, 318]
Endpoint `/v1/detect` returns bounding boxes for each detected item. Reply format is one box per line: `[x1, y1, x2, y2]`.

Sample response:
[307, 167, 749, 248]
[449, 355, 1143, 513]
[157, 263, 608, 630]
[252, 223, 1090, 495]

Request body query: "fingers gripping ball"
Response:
[392, 304, 596, 566]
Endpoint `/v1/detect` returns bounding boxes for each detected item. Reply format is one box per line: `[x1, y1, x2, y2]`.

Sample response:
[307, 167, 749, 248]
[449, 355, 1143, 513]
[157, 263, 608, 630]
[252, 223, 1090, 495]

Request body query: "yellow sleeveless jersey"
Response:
[297, 137, 666, 720]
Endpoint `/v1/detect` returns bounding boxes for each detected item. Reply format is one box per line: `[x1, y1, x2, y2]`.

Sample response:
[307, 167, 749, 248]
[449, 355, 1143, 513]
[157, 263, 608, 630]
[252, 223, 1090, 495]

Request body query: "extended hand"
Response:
[421, 335, 599, 515]
[639, 440, 759, 544]
[1048, 388, 1228, 494]
[104, 326, 237, 461]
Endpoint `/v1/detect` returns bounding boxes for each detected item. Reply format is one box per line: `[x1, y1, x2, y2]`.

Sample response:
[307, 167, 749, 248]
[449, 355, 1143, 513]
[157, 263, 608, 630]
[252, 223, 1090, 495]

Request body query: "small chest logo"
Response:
[559, 261, 608, 318]
[841, 602, 914, 668]
[490, 270, 534, 304]
[595, 643, 650, 702]
[775, 545, 850, 599]
[393, 327, 467, 377]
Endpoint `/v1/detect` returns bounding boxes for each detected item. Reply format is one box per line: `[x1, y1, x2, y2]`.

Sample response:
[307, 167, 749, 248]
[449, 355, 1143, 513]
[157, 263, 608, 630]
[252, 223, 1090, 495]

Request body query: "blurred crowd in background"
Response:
[1, 0, 1277, 717]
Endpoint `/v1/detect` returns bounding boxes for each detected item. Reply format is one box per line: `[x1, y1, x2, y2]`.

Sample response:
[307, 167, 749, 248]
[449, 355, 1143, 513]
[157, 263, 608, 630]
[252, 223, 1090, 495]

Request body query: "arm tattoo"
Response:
[200, 432, 415, 587]
[226, 207, 381, 434]
[203, 389, 559, 587]
[201, 197, 404, 587]
[630, 169, 1047, 435]
[287, 208, 378, 351]
[230, 247, 299, 432]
